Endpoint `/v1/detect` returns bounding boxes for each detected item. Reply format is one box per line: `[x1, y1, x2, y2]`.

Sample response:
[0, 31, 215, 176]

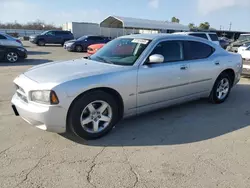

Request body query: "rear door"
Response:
[183, 40, 219, 93]
[0, 45, 6, 59]
[0, 34, 9, 46]
[54, 31, 64, 43]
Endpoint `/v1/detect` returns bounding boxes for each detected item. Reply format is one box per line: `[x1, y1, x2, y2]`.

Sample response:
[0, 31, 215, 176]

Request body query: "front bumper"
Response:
[242, 62, 250, 75]
[11, 93, 67, 133]
[29, 38, 37, 44]
[64, 43, 75, 51]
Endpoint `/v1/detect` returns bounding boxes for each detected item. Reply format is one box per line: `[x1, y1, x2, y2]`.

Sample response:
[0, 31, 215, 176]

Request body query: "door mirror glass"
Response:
[149, 54, 164, 64]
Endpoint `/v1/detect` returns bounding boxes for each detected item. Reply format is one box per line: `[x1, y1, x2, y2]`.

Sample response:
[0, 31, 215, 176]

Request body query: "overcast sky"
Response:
[1, 0, 250, 31]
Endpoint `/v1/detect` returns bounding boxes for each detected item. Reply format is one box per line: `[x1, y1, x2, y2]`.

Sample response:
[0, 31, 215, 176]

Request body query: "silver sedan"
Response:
[11, 34, 243, 139]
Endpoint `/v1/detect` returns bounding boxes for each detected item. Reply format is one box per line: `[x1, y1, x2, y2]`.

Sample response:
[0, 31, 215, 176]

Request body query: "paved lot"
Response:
[0, 41, 250, 188]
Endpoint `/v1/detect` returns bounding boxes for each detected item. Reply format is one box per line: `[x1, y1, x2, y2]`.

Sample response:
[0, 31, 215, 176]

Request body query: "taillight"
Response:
[16, 40, 22, 44]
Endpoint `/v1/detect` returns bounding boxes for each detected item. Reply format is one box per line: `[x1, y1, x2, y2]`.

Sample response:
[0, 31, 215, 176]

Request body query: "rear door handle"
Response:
[215, 61, 220, 65]
[180, 65, 188, 70]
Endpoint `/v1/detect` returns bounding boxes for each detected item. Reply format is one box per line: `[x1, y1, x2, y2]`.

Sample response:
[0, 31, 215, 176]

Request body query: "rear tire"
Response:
[37, 39, 45, 46]
[68, 91, 119, 140]
[6, 51, 19, 63]
[209, 73, 232, 104]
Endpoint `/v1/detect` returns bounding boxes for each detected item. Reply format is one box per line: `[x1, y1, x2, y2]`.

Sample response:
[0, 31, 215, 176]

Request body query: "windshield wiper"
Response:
[95, 56, 114, 64]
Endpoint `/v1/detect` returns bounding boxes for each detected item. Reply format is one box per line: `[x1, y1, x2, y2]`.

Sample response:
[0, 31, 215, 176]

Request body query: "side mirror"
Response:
[148, 54, 164, 64]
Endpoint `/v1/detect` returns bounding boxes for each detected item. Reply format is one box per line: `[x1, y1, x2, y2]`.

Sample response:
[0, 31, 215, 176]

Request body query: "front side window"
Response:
[184, 41, 214, 60]
[90, 38, 151, 66]
[209, 34, 219, 41]
[150, 41, 184, 62]
[46, 31, 55, 36]
[189, 33, 208, 40]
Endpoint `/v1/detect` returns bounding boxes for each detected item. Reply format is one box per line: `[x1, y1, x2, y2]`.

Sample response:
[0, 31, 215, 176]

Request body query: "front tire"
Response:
[37, 39, 45, 46]
[68, 91, 119, 140]
[209, 73, 232, 104]
[6, 51, 19, 63]
[75, 45, 83, 52]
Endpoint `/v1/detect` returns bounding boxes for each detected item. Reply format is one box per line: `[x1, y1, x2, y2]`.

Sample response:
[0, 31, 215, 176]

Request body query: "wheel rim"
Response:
[39, 41, 44, 45]
[80, 100, 112, 133]
[76, 46, 82, 52]
[7, 52, 18, 62]
[216, 78, 230, 100]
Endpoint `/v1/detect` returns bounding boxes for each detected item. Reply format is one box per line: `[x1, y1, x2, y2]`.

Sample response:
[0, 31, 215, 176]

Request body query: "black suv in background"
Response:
[29, 30, 74, 46]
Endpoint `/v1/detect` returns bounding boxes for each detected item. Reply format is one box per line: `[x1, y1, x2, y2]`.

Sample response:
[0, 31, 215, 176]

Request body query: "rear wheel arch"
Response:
[66, 87, 124, 131]
[219, 69, 235, 86]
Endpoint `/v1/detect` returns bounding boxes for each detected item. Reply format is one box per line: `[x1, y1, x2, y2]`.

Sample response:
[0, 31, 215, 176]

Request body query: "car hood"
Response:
[65, 39, 76, 44]
[24, 58, 125, 83]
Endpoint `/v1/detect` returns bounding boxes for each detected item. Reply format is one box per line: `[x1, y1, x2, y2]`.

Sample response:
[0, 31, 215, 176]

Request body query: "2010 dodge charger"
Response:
[11, 34, 243, 139]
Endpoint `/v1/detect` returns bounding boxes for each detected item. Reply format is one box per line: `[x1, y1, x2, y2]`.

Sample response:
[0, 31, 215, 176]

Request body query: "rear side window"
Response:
[189, 33, 208, 40]
[209, 34, 219, 41]
[0, 34, 7, 39]
[184, 41, 214, 60]
[89, 36, 104, 41]
[150, 41, 184, 62]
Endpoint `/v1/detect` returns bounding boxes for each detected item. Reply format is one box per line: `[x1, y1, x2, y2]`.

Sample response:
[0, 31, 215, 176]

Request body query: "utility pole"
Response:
[229, 22, 232, 31]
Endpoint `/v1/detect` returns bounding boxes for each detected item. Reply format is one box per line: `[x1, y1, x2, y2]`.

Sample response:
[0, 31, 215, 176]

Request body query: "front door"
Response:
[137, 40, 190, 113]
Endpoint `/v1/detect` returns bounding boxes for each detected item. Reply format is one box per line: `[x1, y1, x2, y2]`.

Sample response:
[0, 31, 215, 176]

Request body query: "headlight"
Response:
[30, 90, 59, 104]
[17, 47, 26, 52]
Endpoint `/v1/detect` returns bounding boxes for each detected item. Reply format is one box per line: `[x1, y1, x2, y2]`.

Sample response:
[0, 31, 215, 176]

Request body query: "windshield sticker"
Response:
[131, 39, 149, 44]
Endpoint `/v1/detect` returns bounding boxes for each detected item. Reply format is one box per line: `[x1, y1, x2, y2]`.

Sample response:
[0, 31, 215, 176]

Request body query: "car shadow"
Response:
[0, 59, 52, 66]
[61, 83, 250, 146]
[28, 51, 51, 55]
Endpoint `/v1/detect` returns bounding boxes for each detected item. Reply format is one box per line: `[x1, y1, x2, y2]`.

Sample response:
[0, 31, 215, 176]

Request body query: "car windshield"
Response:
[90, 38, 151, 66]
[238, 35, 250, 41]
[77, 36, 87, 41]
[40, 31, 48, 35]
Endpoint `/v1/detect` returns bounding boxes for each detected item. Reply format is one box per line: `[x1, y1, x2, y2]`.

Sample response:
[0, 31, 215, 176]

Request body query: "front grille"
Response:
[15, 84, 28, 103]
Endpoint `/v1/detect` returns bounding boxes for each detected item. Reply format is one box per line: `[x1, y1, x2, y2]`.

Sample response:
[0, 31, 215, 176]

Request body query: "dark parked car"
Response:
[64, 35, 110, 52]
[219, 38, 230, 49]
[0, 45, 27, 63]
[29, 30, 74, 46]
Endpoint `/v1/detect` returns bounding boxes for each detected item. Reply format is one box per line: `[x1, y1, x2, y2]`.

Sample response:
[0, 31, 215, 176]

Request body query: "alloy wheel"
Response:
[80, 100, 112, 133]
[216, 78, 230, 100]
[7, 52, 18, 63]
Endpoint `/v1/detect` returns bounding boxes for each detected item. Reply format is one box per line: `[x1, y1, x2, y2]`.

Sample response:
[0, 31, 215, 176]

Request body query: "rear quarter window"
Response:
[189, 33, 208, 40]
[184, 41, 215, 60]
[0, 34, 7, 39]
[209, 34, 219, 41]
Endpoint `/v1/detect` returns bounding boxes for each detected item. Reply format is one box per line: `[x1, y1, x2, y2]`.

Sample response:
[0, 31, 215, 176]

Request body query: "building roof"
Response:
[100, 16, 189, 31]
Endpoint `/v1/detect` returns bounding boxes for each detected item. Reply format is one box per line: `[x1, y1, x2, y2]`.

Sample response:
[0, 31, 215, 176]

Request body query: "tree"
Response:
[171, 17, 180, 23]
[188, 23, 196, 29]
[199, 22, 210, 30]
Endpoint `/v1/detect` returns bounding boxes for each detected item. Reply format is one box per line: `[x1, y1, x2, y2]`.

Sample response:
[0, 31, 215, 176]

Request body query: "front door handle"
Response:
[180, 65, 188, 70]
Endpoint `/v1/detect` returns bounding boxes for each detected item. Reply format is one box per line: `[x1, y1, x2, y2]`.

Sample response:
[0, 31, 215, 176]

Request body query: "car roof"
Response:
[120, 33, 206, 41]
[119, 33, 219, 48]
[174, 32, 217, 35]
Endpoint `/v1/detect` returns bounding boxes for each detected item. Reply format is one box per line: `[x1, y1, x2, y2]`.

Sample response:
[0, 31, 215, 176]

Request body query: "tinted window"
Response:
[209, 34, 219, 41]
[0, 34, 7, 39]
[184, 41, 214, 60]
[189, 33, 208, 40]
[56, 31, 71, 35]
[88, 36, 104, 41]
[46, 31, 55, 36]
[150, 41, 183, 62]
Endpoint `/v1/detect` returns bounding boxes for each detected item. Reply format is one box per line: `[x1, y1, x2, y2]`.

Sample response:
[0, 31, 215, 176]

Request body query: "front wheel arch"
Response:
[66, 87, 124, 132]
